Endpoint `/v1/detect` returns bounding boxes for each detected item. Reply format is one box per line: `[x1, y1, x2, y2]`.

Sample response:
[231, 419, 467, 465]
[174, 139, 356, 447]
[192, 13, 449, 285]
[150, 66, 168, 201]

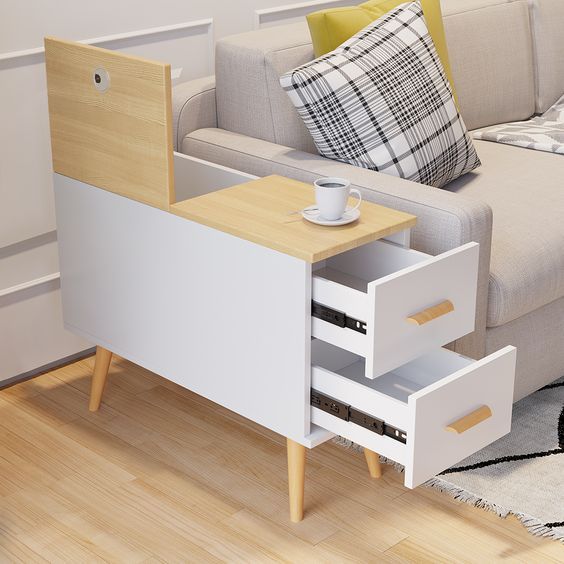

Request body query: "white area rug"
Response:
[335, 378, 564, 542]
[427, 378, 563, 542]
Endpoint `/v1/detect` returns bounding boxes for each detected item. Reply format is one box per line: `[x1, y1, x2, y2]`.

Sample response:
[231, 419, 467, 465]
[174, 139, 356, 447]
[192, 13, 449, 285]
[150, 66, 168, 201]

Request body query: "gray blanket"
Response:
[473, 94, 564, 155]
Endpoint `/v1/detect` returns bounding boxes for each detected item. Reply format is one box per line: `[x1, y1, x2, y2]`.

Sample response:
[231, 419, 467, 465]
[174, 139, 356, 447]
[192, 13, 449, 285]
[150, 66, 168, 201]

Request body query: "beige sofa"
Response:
[172, 0, 564, 401]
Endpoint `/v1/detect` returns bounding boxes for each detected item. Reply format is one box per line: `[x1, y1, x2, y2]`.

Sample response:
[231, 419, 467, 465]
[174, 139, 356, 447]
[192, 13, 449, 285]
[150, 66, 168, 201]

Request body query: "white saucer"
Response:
[301, 205, 360, 226]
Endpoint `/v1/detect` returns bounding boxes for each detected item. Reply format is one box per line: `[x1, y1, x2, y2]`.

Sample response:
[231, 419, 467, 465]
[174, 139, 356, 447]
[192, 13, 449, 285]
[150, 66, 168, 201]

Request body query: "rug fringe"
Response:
[332, 437, 564, 543]
[333, 438, 407, 473]
[332, 436, 364, 452]
[426, 476, 564, 543]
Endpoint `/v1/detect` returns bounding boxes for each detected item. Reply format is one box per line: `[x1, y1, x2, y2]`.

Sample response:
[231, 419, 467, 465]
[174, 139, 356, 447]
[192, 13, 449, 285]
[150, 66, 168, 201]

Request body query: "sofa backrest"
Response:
[442, 0, 535, 129]
[528, 0, 564, 113]
[215, 0, 540, 153]
[215, 23, 318, 154]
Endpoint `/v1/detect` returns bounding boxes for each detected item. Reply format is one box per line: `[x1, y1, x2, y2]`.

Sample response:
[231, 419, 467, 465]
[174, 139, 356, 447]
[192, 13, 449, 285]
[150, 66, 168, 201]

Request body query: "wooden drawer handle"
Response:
[446, 405, 492, 434]
[407, 300, 454, 326]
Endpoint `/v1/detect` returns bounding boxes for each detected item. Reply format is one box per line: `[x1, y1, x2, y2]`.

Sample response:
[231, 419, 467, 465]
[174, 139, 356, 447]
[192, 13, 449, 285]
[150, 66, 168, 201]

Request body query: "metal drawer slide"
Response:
[312, 301, 367, 335]
[310, 389, 407, 444]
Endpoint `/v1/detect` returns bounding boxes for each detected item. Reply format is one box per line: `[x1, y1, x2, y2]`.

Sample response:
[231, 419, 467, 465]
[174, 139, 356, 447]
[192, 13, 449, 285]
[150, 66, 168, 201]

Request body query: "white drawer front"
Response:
[367, 242, 479, 378]
[406, 346, 516, 488]
[312, 240, 480, 379]
[310, 340, 516, 488]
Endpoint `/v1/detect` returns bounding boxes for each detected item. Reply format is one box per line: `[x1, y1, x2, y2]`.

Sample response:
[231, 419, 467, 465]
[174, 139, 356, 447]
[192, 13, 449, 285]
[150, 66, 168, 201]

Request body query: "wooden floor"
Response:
[0, 356, 562, 563]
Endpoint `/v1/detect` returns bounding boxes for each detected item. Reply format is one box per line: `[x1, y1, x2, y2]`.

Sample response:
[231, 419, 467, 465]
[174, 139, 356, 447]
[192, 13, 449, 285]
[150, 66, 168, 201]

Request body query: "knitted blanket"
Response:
[473, 94, 564, 155]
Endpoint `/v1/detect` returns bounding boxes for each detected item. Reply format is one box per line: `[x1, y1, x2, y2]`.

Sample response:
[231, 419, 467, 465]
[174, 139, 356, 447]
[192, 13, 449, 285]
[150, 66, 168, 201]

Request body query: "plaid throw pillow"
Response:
[280, 1, 480, 187]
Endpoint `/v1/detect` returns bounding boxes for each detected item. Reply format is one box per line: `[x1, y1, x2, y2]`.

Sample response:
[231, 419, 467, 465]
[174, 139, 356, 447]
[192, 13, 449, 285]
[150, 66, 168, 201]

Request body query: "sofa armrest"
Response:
[172, 76, 217, 151]
[181, 128, 493, 360]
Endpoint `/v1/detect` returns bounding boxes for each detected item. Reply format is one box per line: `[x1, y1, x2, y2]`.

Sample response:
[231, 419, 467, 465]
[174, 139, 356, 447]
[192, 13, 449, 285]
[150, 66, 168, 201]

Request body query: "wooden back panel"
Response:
[45, 37, 174, 209]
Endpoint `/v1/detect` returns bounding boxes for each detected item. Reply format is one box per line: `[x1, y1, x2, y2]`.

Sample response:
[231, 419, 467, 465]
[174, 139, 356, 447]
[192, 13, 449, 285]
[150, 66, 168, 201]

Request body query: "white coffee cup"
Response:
[313, 177, 362, 221]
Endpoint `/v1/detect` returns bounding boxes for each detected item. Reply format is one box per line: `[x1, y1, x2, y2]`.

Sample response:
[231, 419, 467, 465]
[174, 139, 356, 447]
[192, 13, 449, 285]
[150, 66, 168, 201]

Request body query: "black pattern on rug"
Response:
[443, 403, 564, 474]
[432, 380, 564, 539]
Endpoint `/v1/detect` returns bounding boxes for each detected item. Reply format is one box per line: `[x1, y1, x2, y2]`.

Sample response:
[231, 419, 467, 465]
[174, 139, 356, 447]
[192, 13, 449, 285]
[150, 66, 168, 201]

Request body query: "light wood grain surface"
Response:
[171, 175, 417, 263]
[45, 37, 175, 210]
[89, 346, 112, 412]
[364, 448, 382, 479]
[287, 438, 306, 523]
[406, 299, 455, 326]
[0, 356, 561, 562]
[446, 405, 493, 434]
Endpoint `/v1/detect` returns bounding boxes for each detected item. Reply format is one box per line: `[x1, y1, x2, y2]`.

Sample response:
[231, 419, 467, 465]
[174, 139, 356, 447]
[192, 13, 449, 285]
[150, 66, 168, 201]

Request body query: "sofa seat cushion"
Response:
[446, 140, 564, 327]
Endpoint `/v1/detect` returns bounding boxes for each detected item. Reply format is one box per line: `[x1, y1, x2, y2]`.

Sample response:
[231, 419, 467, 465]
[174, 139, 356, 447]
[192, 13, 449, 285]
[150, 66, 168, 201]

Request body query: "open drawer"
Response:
[312, 240, 480, 378]
[311, 340, 516, 488]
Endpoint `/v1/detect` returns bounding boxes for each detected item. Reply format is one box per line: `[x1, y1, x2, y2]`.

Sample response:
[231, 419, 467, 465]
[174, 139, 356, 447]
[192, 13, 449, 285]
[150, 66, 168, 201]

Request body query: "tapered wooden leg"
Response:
[364, 448, 382, 478]
[89, 346, 113, 412]
[287, 438, 306, 522]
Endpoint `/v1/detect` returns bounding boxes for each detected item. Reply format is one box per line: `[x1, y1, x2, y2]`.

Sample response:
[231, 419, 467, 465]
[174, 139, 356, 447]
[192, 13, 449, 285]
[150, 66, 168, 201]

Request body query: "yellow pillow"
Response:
[307, 0, 457, 102]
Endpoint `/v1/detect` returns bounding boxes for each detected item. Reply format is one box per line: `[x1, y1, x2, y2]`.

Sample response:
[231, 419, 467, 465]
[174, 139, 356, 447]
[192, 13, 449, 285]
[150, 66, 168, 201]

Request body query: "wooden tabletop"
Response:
[171, 175, 417, 263]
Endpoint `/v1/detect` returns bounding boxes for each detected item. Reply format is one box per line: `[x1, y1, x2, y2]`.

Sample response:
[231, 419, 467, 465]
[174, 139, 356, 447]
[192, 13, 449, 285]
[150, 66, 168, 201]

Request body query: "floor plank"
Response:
[0, 356, 561, 562]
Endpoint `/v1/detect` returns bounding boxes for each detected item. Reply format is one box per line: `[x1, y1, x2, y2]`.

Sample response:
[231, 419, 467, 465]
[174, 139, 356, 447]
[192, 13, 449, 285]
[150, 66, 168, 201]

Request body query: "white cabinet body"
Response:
[54, 162, 330, 447]
[54, 155, 516, 486]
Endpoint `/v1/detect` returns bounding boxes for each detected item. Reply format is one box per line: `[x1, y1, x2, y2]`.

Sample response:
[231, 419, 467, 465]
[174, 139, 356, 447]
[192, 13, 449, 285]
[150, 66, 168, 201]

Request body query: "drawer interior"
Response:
[311, 339, 472, 404]
[311, 339, 516, 489]
[312, 240, 479, 380]
[314, 240, 430, 294]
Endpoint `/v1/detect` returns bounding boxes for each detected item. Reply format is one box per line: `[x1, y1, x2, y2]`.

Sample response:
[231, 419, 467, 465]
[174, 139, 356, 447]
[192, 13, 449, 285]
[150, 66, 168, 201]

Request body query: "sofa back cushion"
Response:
[215, 0, 535, 152]
[442, 0, 535, 130]
[216, 23, 318, 154]
[528, 0, 564, 113]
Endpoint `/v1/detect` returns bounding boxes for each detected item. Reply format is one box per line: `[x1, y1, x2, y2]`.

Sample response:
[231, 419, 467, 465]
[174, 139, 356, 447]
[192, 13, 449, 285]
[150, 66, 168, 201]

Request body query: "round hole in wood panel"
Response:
[93, 67, 110, 92]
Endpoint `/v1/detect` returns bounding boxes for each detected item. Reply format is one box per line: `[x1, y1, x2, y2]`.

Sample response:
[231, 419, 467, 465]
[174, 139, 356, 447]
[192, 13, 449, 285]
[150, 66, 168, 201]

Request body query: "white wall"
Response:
[0, 0, 353, 383]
